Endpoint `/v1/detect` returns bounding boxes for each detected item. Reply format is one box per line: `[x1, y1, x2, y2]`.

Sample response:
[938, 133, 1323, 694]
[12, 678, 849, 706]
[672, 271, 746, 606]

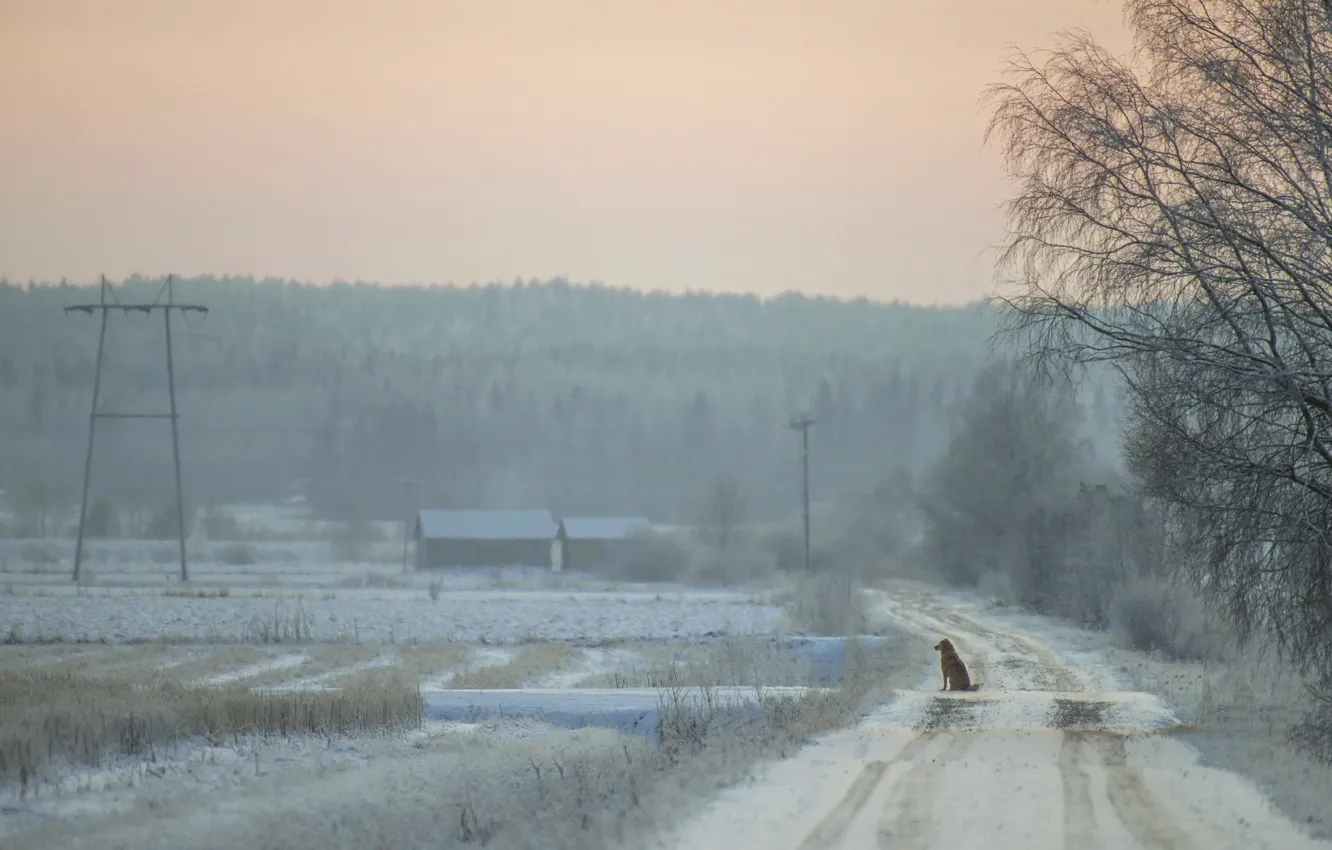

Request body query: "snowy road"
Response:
[659, 586, 1332, 850]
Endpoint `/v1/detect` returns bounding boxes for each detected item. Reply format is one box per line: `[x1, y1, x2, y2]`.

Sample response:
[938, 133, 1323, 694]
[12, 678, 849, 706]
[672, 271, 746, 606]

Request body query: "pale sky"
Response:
[0, 0, 1130, 304]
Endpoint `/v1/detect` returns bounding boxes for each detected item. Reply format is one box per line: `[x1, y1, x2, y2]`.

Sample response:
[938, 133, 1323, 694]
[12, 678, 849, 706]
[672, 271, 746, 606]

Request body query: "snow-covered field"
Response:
[6, 523, 1332, 850]
[1, 621, 906, 849]
[0, 530, 779, 643]
[1, 589, 780, 643]
[0, 527, 889, 850]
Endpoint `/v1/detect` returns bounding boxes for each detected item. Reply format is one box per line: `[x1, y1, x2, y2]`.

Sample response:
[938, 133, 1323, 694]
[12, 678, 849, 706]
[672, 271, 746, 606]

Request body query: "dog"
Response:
[934, 638, 981, 692]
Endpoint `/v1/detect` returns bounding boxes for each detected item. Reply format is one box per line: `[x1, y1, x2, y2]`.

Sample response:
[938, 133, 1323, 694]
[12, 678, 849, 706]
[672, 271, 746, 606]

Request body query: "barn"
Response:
[559, 516, 654, 573]
[414, 509, 560, 570]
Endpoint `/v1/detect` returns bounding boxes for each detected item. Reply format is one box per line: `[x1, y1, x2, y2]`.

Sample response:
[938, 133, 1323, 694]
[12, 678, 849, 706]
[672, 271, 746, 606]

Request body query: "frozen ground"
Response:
[0, 626, 917, 850]
[0, 627, 894, 836]
[0, 714, 651, 849]
[6, 552, 1331, 849]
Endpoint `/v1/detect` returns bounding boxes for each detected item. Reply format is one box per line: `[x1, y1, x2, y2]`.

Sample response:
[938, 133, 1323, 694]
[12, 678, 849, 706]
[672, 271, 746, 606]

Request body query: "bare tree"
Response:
[918, 359, 1098, 611]
[699, 476, 747, 551]
[985, 0, 1332, 685]
[14, 478, 59, 538]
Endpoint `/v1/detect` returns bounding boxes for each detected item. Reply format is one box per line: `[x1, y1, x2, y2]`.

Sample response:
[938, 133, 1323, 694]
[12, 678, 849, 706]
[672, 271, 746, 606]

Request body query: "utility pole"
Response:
[396, 478, 416, 572]
[67, 275, 208, 583]
[787, 414, 815, 573]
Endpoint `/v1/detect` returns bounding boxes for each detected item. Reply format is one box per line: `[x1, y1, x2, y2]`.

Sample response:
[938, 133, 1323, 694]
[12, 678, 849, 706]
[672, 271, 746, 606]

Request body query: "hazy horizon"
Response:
[1, 0, 1131, 306]
[2, 273, 997, 308]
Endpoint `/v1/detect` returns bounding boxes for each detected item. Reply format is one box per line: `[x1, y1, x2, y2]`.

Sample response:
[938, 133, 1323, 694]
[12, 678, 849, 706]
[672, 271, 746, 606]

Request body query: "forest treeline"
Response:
[0, 275, 1123, 525]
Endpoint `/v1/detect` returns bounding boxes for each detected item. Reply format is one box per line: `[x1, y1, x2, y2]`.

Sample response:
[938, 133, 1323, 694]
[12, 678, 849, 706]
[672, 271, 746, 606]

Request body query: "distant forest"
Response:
[0, 276, 1125, 525]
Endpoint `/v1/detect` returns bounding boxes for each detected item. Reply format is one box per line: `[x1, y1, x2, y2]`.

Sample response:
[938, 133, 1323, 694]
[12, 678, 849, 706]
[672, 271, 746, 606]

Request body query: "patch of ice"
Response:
[420, 685, 830, 742]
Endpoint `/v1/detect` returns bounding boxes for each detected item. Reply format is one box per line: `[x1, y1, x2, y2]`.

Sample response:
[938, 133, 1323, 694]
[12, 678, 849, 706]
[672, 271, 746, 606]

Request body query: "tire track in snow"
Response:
[795, 697, 983, 850]
[794, 759, 892, 850]
[874, 731, 973, 849]
[876, 591, 1087, 693]
[1059, 732, 1103, 850]
[925, 606, 1083, 692]
[1094, 732, 1198, 850]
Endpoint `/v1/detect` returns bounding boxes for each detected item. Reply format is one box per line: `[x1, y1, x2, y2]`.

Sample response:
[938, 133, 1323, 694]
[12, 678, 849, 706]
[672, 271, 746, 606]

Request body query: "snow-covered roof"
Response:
[561, 516, 653, 541]
[416, 509, 558, 541]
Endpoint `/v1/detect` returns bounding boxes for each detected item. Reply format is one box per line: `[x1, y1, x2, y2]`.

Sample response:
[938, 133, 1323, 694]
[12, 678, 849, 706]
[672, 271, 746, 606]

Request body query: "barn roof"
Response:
[561, 516, 653, 541]
[416, 509, 558, 541]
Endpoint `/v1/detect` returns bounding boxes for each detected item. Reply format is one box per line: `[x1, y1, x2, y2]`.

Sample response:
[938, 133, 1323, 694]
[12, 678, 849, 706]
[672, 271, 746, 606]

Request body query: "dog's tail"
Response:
[967, 683, 982, 691]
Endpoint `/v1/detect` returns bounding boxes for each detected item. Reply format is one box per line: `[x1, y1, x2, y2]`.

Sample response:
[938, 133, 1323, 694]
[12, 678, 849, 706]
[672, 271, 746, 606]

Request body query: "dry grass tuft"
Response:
[779, 571, 870, 636]
[338, 573, 405, 589]
[243, 603, 316, 643]
[29, 644, 174, 681]
[0, 643, 98, 671]
[163, 586, 232, 598]
[0, 667, 422, 795]
[654, 680, 852, 764]
[579, 637, 815, 689]
[395, 642, 469, 679]
[449, 642, 578, 689]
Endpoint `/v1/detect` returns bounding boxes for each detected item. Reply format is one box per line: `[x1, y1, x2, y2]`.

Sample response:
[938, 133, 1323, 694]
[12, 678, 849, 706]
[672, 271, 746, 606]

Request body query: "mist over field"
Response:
[4, 273, 1331, 849]
[0, 276, 1126, 527]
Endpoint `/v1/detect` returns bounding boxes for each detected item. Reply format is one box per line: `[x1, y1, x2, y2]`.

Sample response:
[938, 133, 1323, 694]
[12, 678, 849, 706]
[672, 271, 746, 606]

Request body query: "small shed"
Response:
[559, 516, 654, 572]
[415, 509, 560, 570]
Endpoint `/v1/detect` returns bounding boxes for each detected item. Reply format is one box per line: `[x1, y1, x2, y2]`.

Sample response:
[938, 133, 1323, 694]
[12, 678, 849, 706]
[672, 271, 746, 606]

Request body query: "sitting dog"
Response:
[934, 638, 981, 692]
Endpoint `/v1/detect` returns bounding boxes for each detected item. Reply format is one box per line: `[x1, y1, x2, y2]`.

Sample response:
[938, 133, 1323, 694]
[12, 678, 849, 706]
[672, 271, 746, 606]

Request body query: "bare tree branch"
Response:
[985, 0, 1332, 686]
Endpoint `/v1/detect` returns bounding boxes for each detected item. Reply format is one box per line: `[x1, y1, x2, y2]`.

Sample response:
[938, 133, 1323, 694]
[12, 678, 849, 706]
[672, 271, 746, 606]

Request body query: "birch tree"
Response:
[986, 0, 1332, 684]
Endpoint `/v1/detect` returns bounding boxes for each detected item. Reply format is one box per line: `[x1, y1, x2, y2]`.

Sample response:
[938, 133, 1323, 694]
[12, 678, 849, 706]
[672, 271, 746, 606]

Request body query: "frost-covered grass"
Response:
[0, 523, 909, 848]
[0, 623, 931, 850]
[578, 636, 824, 689]
[447, 642, 579, 689]
[0, 665, 423, 794]
[1, 588, 780, 644]
[393, 642, 472, 679]
[1117, 646, 1332, 840]
[774, 571, 870, 636]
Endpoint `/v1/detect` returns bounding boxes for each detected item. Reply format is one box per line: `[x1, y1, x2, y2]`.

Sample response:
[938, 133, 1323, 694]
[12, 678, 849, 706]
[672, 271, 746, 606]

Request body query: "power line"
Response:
[396, 478, 416, 573]
[65, 274, 208, 583]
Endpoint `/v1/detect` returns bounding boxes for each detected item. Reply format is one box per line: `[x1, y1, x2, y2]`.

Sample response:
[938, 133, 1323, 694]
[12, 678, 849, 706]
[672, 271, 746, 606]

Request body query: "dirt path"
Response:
[657, 587, 1332, 850]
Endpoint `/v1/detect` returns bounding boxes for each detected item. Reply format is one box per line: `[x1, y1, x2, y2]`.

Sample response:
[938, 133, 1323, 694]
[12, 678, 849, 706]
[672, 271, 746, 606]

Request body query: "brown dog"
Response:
[934, 638, 981, 692]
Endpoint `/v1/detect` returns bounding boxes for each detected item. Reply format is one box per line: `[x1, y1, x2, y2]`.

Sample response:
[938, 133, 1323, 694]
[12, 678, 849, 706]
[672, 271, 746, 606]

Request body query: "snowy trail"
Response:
[658, 586, 1332, 850]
